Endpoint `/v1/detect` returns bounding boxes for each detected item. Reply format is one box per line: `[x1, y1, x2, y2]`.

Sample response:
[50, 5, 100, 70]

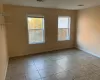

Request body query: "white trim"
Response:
[58, 16, 71, 41]
[29, 41, 45, 45]
[58, 16, 71, 18]
[58, 28, 69, 29]
[4, 58, 8, 80]
[28, 14, 44, 18]
[76, 46, 100, 58]
[26, 14, 45, 44]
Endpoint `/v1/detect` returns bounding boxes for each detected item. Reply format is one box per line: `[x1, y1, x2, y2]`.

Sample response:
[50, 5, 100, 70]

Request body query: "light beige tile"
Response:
[6, 49, 100, 80]
[42, 75, 58, 80]
[38, 65, 64, 78]
[56, 71, 74, 80]
[34, 59, 58, 70]
[6, 74, 26, 80]
[25, 70, 41, 80]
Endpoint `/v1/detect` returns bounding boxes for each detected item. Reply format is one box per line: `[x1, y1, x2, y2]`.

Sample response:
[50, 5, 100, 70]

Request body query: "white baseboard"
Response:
[5, 63, 8, 80]
[76, 46, 100, 58]
[5, 58, 9, 80]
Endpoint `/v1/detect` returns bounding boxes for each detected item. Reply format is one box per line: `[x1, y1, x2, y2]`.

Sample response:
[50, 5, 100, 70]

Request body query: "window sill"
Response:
[29, 42, 45, 45]
[58, 37, 70, 41]
[58, 39, 70, 42]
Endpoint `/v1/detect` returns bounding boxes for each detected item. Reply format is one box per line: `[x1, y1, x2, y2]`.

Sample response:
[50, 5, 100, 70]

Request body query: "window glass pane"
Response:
[28, 17, 44, 29]
[58, 17, 69, 28]
[29, 29, 44, 44]
[27, 17, 45, 44]
[58, 16, 71, 41]
[58, 28, 68, 41]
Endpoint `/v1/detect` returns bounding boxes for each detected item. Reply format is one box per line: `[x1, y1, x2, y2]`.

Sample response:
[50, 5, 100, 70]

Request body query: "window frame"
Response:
[27, 15, 45, 44]
[58, 16, 71, 41]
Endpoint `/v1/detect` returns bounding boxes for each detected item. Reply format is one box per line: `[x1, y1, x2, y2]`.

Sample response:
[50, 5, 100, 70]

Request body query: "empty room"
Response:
[0, 0, 100, 80]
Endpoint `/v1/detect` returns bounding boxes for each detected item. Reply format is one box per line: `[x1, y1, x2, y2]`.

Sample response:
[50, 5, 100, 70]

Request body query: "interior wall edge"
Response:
[76, 46, 100, 59]
[76, 5, 100, 58]
[9, 46, 74, 58]
[0, 4, 8, 80]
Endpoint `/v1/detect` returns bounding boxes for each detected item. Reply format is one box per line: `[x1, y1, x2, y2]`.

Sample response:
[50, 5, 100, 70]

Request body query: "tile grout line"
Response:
[33, 59, 64, 80]
[33, 60, 43, 80]
[7, 49, 100, 80]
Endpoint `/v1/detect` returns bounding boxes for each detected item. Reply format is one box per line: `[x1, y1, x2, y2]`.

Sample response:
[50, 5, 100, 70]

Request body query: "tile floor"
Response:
[6, 49, 100, 80]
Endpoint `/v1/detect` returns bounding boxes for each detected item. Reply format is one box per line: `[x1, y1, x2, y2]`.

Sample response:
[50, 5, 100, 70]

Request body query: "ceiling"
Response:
[1, 0, 100, 10]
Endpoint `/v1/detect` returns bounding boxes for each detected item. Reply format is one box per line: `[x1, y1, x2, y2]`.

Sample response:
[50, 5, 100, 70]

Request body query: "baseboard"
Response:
[10, 47, 75, 58]
[76, 46, 100, 58]
[5, 63, 8, 80]
[5, 57, 9, 80]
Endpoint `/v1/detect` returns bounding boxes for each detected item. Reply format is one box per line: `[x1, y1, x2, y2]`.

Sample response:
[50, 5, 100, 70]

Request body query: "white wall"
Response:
[0, 4, 8, 80]
[77, 6, 100, 57]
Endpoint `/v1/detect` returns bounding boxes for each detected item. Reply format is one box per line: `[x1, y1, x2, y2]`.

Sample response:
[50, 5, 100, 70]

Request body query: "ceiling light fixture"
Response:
[37, 0, 44, 2]
[78, 4, 84, 6]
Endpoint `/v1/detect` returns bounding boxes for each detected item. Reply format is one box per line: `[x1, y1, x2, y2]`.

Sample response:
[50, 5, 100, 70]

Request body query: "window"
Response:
[58, 16, 71, 41]
[27, 16, 45, 44]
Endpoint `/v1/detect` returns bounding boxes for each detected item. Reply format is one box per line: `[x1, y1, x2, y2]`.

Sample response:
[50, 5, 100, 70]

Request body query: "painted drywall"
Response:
[0, 4, 8, 80]
[77, 6, 100, 56]
[4, 4, 77, 57]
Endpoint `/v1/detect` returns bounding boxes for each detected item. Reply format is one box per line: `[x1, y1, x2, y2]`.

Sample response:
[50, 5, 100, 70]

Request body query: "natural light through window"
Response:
[27, 16, 45, 44]
[58, 16, 71, 41]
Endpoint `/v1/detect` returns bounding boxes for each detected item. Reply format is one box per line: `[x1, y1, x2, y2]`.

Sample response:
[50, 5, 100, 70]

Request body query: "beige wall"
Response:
[77, 6, 100, 57]
[4, 4, 77, 57]
[0, 4, 8, 80]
